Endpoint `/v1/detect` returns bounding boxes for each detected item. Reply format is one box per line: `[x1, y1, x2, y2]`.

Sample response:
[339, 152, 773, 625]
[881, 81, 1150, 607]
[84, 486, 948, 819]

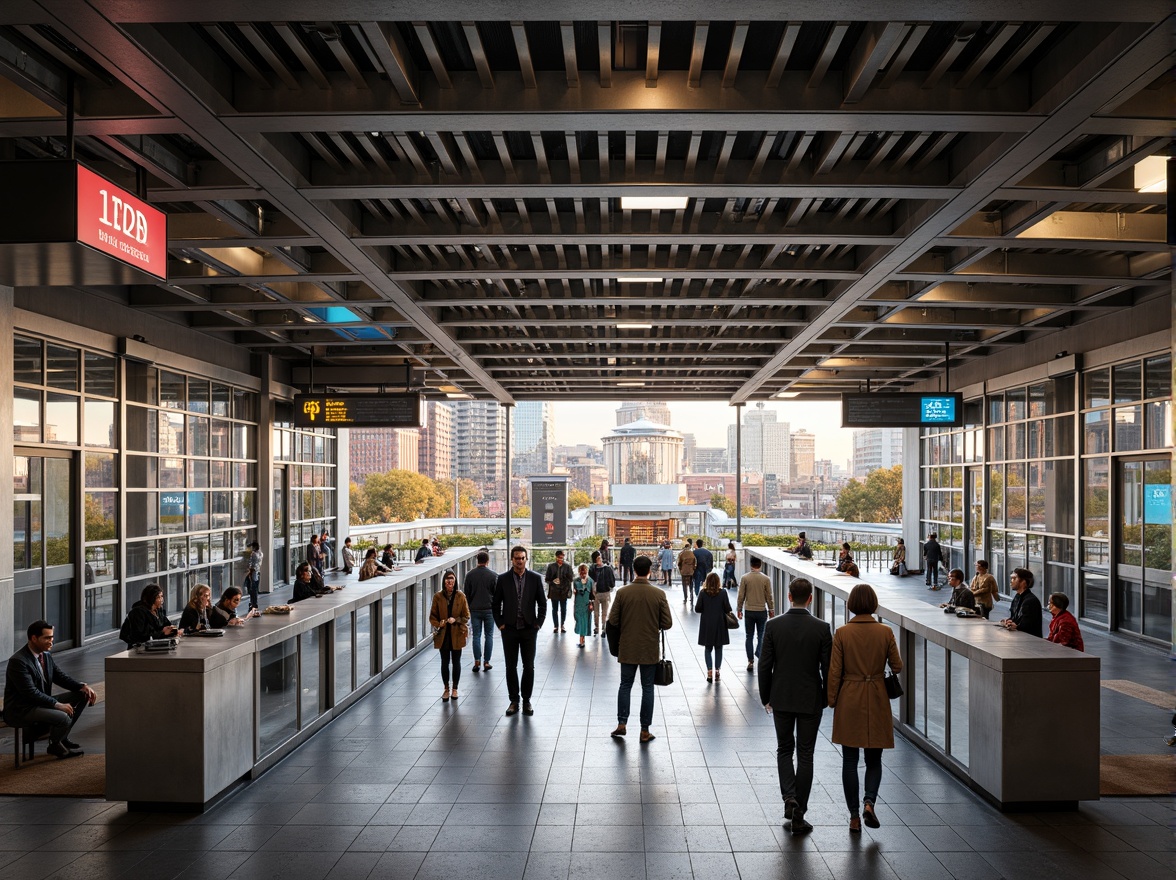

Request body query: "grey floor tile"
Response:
[572, 824, 645, 852]
[227, 851, 345, 880]
[416, 850, 528, 880]
[736, 851, 833, 880]
[643, 825, 689, 853]
[368, 850, 427, 879]
[385, 826, 440, 852]
[522, 852, 571, 880]
[569, 852, 646, 879]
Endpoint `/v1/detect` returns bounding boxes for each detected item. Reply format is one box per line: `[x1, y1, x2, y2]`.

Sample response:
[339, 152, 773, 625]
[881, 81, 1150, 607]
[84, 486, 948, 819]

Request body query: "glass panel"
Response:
[211, 491, 232, 530]
[234, 388, 257, 421]
[159, 371, 185, 409]
[84, 399, 116, 447]
[1116, 577, 1142, 634]
[126, 491, 158, 537]
[1145, 401, 1172, 450]
[912, 634, 926, 734]
[161, 492, 185, 533]
[1048, 375, 1075, 414]
[159, 457, 184, 489]
[1006, 388, 1026, 422]
[1009, 423, 1026, 459]
[46, 579, 75, 643]
[14, 336, 42, 385]
[949, 653, 969, 766]
[1143, 460, 1171, 574]
[1028, 463, 1045, 530]
[159, 411, 185, 455]
[1083, 369, 1109, 408]
[187, 379, 210, 414]
[210, 459, 229, 489]
[126, 540, 160, 577]
[1144, 354, 1170, 400]
[399, 586, 411, 648]
[300, 628, 322, 725]
[1027, 384, 1046, 418]
[988, 466, 1004, 525]
[1143, 583, 1171, 642]
[125, 363, 156, 404]
[210, 420, 230, 458]
[1113, 406, 1142, 451]
[1044, 459, 1075, 534]
[234, 491, 255, 526]
[1112, 361, 1142, 404]
[84, 352, 117, 398]
[233, 424, 253, 459]
[356, 604, 373, 686]
[987, 426, 1004, 461]
[187, 492, 209, 531]
[336, 614, 353, 699]
[1083, 458, 1109, 538]
[187, 416, 209, 457]
[84, 584, 116, 638]
[926, 641, 947, 749]
[45, 393, 78, 445]
[125, 405, 155, 452]
[84, 492, 116, 542]
[45, 344, 79, 390]
[1005, 463, 1026, 529]
[1080, 541, 1109, 623]
[383, 594, 396, 666]
[189, 533, 209, 567]
[188, 459, 210, 488]
[260, 638, 299, 754]
[211, 383, 232, 417]
[988, 395, 1004, 425]
[44, 457, 71, 566]
[14, 387, 41, 442]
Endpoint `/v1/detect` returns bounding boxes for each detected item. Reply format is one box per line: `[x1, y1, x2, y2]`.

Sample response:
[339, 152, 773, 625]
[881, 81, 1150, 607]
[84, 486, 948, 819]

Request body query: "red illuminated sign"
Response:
[75, 165, 167, 280]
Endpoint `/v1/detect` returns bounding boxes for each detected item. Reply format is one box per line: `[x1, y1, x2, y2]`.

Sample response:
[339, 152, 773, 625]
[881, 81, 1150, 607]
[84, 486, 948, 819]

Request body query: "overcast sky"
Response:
[549, 400, 855, 469]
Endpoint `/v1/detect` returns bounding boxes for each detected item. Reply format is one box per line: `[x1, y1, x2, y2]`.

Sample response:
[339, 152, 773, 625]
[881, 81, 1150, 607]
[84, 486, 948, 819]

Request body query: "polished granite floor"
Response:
[1, 578, 1173, 880]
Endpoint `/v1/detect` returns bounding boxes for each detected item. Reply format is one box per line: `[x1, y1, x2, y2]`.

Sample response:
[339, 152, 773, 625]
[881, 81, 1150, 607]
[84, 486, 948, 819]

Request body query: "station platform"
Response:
[0, 575, 1171, 880]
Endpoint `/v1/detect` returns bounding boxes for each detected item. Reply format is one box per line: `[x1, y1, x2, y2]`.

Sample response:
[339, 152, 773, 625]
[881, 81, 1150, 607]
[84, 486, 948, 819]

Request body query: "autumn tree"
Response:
[568, 488, 593, 511]
[710, 493, 736, 516]
[350, 470, 453, 524]
[836, 465, 903, 522]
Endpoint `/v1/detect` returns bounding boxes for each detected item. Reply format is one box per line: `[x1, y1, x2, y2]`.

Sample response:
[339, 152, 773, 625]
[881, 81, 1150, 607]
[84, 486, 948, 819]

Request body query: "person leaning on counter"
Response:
[210, 587, 259, 627]
[292, 562, 343, 602]
[119, 583, 180, 646]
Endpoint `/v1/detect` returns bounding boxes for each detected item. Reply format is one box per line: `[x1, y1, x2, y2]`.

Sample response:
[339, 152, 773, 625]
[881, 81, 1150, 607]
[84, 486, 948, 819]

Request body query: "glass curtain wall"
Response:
[273, 415, 337, 582]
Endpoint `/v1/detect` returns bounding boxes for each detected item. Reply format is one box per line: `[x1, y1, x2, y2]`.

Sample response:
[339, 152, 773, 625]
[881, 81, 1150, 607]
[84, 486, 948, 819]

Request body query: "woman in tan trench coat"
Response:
[827, 584, 903, 833]
[430, 570, 469, 703]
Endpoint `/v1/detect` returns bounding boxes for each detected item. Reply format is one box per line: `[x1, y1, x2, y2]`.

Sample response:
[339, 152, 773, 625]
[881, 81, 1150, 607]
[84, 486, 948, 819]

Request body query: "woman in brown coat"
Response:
[827, 583, 903, 833]
[430, 570, 469, 703]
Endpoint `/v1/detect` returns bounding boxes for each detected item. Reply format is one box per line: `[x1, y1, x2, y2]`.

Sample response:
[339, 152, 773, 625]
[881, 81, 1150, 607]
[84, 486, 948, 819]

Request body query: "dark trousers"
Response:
[693, 569, 705, 596]
[244, 573, 259, 610]
[500, 626, 538, 702]
[9, 690, 88, 745]
[925, 561, 940, 586]
[618, 663, 656, 729]
[744, 610, 768, 660]
[773, 710, 822, 813]
[620, 564, 634, 584]
[682, 575, 694, 602]
[470, 610, 495, 662]
[439, 648, 462, 688]
[841, 746, 884, 814]
[550, 597, 568, 628]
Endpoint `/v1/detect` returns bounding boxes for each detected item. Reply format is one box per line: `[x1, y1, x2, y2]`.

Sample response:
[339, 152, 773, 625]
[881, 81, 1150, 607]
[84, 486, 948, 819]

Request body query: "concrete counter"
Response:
[104, 549, 480, 810]
[755, 550, 1100, 810]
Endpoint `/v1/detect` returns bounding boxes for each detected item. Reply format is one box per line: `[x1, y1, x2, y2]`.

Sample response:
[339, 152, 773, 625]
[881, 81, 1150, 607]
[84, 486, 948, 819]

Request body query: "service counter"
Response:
[105, 550, 479, 810]
[756, 550, 1100, 810]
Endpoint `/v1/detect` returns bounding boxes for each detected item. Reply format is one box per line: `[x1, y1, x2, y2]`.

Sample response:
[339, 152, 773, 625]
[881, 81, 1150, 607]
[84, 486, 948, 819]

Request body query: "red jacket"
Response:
[1047, 610, 1084, 652]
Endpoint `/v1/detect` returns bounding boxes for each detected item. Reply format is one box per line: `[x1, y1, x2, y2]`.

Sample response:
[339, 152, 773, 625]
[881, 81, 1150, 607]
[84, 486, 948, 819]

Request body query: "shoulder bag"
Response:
[653, 630, 674, 686]
[884, 671, 903, 700]
[724, 611, 739, 629]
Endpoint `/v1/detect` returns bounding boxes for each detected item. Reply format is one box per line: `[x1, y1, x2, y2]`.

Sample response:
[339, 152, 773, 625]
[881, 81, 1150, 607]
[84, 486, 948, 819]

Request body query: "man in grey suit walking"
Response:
[758, 578, 832, 835]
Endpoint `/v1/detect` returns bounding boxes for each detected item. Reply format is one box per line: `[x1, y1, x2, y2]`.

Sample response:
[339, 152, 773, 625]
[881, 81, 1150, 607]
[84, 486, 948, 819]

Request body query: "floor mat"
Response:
[0, 753, 105, 797]
[1099, 754, 1175, 796]
[1100, 679, 1173, 710]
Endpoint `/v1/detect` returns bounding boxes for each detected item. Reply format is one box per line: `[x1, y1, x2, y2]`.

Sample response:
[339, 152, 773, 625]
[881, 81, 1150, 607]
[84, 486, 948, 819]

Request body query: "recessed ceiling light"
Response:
[616, 276, 664, 283]
[775, 391, 801, 399]
[620, 196, 688, 210]
[616, 323, 653, 329]
[1134, 155, 1168, 193]
[617, 381, 647, 387]
[445, 392, 473, 399]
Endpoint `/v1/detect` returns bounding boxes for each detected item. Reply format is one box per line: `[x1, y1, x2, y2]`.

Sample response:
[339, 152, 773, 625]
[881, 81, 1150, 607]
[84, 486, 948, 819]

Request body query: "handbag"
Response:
[884, 671, 903, 700]
[605, 620, 621, 657]
[724, 611, 739, 629]
[653, 630, 674, 686]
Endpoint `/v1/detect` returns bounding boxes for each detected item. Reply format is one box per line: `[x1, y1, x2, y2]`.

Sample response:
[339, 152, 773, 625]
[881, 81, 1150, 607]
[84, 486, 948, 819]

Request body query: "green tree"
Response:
[710, 493, 736, 516]
[513, 504, 531, 517]
[568, 488, 593, 511]
[350, 470, 451, 524]
[836, 465, 902, 522]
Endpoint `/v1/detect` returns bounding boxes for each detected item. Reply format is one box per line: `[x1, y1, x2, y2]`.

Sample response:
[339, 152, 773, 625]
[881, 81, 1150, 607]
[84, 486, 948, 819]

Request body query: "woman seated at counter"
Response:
[119, 583, 180, 645]
[380, 544, 397, 569]
[209, 586, 259, 627]
[359, 547, 391, 581]
[835, 543, 855, 572]
[292, 562, 343, 602]
[179, 584, 214, 632]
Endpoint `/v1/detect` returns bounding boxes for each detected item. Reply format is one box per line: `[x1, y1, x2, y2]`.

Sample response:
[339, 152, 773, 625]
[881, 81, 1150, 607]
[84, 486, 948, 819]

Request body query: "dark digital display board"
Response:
[841, 392, 963, 428]
[530, 478, 569, 545]
[293, 393, 421, 428]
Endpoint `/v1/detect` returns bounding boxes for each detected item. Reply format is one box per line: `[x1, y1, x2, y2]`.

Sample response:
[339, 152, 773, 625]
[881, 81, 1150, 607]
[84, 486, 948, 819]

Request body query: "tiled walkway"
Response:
[1, 580, 1173, 880]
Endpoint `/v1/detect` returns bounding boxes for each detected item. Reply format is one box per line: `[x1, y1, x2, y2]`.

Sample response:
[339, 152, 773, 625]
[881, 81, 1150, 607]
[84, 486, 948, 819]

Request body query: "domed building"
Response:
[603, 418, 683, 486]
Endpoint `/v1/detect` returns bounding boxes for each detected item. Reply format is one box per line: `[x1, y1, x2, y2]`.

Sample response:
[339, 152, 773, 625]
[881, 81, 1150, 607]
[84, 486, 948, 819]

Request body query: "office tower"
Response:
[512, 400, 554, 476]
[616, 400, 672, 427]
[451, 400, 507, 497]
[349, 429, 420, 483]
[603, 419, 683, 485]
[419, 401, 453, 482]
[852, 428, 904, 478]
[727, 402, 790, 485]
[791, 428, 816, 482]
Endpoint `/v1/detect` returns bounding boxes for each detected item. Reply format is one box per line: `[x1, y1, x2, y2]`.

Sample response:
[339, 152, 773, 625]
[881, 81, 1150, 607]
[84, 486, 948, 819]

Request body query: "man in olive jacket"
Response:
[758, 579, 831, 835]
[544, 550, 575, 634]
[608, 556, 672, 743]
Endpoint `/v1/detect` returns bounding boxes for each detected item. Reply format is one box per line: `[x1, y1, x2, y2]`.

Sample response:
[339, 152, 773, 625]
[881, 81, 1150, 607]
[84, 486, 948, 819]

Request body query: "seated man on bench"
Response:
[4, 620, 97, 759]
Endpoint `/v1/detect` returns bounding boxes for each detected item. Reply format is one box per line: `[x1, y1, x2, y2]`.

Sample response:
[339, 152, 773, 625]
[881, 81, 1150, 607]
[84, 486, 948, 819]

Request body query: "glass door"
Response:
[1116, 458, 1172, 641]
[13, 451, 76, 649]
[272, 465, 288, 584]
[966, 466, 984, 572]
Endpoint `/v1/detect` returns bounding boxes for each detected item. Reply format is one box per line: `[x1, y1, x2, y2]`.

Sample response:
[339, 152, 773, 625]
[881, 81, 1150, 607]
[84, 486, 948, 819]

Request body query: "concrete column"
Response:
[504, 404, 512, 544]
[901, 427, 922, 553]
[735, 404, 743, 540]
[0, 285, 13, 659]
[1169, 157, 1175, 649]
[336, 426, 350, 546]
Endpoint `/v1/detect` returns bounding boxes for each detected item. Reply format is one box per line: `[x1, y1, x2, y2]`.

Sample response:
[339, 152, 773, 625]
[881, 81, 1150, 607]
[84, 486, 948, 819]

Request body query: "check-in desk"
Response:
[756, 550, 1100, 810]
[105, 550, 478, 810]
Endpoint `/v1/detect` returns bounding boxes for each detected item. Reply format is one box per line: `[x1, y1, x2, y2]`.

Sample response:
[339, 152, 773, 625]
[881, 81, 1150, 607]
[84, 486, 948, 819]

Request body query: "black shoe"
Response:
[790, 814, 813, 835]
[863, 803, 880, 828]
[505, 702, 519, 716]
[784, 797, 799, 821]
[482, 663, 492, 671]
[523, 701, 534, 716]
[47, 741, 81, 759]
[61, 738, 82, 751]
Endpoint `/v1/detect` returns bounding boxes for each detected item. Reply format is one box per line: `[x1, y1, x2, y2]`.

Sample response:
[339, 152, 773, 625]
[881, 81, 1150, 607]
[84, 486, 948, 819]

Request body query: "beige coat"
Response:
[677, 548, 696, 576]
[970, 572, 999, 609]
[737, 571, 774, 613]
[430, 589, 470, 650]
[607, 577, 673, 665]
[828, 615, 903, 748]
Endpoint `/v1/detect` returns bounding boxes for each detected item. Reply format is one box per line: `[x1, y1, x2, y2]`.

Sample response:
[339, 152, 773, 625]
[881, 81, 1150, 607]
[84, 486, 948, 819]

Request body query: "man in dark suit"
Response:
[758, 579, 832, 835]
[493, 545, 547, 717]
[693, 539, 714, 599]
[4, 620, 97, 759]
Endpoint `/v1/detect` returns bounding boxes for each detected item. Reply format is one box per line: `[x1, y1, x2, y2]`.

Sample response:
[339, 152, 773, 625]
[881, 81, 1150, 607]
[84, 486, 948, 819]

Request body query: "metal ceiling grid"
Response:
[0, 3, 1169, 402]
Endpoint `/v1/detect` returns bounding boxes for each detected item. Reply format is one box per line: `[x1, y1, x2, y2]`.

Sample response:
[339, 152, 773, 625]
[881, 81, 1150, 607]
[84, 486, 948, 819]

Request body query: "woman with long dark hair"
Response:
[429, 570, 469, 702]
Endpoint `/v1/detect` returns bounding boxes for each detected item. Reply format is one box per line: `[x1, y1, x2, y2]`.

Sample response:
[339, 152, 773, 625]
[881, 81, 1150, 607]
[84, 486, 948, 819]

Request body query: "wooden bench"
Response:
[0, 702, 47, 769]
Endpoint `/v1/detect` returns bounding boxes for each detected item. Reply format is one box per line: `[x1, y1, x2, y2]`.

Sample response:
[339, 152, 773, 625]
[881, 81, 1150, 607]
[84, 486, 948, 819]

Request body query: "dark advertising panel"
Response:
[293, 393, 421, 428]
[530, 478, 568, 545]
[842, 392, 963, 428]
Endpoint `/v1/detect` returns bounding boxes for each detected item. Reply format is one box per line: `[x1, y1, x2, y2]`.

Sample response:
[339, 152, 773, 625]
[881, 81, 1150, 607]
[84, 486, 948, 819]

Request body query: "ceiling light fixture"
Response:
[617, 276, 664, 283]
[775, 392, 801, 399]
[617, 381, 646, 387]
[1134, 155, 1168, 193]
[620, 196, 688, 210]
[616, 323, 653, 330]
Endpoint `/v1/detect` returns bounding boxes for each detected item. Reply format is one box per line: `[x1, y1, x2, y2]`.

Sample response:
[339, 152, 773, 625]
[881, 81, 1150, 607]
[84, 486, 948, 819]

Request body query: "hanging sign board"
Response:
[529, 477, 569, 545]
[293, 393, 421, 428]
[0, 160, 168, 284]
[841, 392, 963, 428]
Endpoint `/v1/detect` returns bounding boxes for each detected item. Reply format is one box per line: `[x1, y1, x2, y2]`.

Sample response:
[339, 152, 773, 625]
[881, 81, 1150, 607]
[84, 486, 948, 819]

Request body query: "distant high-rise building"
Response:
[603, 418, 683, 485]
[512, 401, 554, 477]
[616, 401, 672, 427]
[693, 447, 728, 473]
[349, 429, 420, 483]
[790, 428, 816, 482]
[681, 432, 696, 473]
[553, 444, 602, 465]
[452, 400, 507, 498]
[419, 401, 453, 482]
[852, 428, 903, 478]
[727, 403, 790, 484]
